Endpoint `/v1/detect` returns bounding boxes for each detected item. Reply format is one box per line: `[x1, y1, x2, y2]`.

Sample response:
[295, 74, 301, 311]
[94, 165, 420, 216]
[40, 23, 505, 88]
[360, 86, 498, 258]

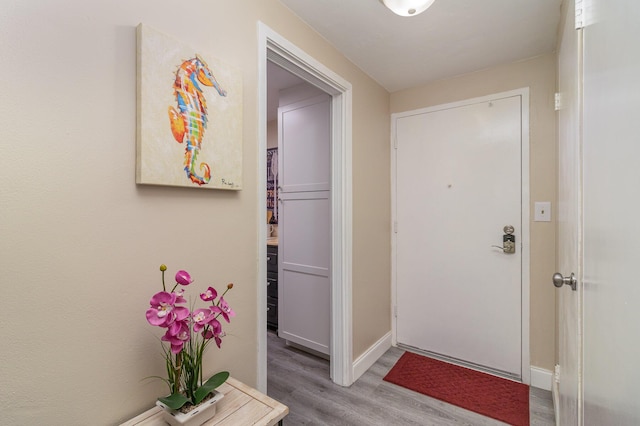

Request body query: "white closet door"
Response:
[278, 94, 331, 354]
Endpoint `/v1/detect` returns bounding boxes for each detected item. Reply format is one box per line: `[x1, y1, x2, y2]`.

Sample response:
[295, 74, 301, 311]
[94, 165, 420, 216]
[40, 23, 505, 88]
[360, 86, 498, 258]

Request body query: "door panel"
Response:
[278, 93, 331, 355]
[395, 95, 523, 377]
[280, 95, 331, 193]
[582, 1, 640, 423]
[280, 194, 331, 270]
[556, 1, 582, 423]
[280, 269, 330, 353]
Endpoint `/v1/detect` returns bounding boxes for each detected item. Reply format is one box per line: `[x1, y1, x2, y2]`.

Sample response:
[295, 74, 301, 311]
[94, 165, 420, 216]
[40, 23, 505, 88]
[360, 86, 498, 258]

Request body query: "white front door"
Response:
[277, 94, 331, 355]
[393, 91, 527, 379]
[556, 0, 583, 423]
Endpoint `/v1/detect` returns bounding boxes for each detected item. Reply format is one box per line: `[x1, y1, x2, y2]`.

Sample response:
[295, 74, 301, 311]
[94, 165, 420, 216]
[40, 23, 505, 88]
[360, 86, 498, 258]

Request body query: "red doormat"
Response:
[383, 352, 529, 426]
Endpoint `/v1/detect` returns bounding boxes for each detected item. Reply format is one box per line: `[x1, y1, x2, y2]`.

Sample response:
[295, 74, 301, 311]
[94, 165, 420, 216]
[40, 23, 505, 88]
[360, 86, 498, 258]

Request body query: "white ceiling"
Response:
[277, 0, 563, 93]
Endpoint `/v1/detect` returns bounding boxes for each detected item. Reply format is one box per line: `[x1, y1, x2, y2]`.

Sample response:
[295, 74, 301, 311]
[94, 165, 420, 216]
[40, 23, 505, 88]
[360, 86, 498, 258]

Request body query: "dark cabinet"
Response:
[267, 245, 278, 330]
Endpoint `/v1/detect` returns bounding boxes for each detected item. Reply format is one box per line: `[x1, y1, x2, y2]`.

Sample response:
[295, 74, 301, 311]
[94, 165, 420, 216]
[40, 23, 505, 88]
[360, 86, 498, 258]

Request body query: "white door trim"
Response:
[257, 22, 354, 391]
[390, 88, 530, 384]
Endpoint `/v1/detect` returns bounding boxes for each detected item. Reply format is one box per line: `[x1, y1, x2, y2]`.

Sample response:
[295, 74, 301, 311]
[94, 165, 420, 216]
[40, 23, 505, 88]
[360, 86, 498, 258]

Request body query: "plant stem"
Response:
[174, 351, 182, 395]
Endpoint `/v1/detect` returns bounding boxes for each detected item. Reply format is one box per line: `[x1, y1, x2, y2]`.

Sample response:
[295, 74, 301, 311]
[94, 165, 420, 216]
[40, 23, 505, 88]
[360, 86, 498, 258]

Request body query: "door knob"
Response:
[553, 272, 577, 291]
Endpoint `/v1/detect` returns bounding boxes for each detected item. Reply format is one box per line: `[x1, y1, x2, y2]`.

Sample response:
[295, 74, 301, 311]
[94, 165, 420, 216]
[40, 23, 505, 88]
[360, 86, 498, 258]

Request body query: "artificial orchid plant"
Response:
[145, 264, 235, 410]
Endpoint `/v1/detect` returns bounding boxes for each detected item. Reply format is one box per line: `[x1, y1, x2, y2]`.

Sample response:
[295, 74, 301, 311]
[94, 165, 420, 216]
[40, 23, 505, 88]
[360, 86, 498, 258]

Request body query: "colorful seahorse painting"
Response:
[168, 54, 227, 185]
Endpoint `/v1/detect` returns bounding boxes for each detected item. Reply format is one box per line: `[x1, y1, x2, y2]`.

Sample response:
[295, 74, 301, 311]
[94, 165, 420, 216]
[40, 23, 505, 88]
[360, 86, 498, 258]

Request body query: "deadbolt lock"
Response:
[502, 239, 515, 254]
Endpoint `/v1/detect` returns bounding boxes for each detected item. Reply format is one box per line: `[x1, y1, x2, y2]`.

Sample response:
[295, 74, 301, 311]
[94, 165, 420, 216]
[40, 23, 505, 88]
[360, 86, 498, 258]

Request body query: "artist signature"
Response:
[221, 178, 236, 188]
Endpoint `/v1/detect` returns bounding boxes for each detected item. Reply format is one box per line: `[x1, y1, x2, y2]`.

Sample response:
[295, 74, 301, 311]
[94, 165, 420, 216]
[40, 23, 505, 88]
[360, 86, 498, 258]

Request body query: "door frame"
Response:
[390, 88, 531, 384]
[555, 0, 583, 421]
[257, 23, 354, 391]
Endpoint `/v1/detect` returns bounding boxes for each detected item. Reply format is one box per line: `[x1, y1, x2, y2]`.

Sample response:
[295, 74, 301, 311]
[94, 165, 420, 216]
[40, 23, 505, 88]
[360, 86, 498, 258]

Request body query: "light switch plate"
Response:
[534, 202, 551, 222]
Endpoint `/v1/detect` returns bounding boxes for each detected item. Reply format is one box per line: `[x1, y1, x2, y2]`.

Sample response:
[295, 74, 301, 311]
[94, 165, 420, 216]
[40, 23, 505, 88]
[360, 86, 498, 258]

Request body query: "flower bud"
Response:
[175, 270, 193, 286]
[227, 283, 234, 289]
[160, 264, 167, 271]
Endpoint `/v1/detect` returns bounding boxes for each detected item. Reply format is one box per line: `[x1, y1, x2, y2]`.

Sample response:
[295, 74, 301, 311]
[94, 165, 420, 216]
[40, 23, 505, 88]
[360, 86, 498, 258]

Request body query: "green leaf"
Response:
[158, 392, 191, 410]
[193, 371, 229, 405]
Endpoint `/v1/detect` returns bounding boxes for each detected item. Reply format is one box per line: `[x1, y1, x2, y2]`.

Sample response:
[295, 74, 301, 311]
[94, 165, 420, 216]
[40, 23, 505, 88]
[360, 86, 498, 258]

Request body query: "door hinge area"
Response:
[393, 221, 398, 233]
[575, 0, 585, 29]
[554, 92, 562, 111]
[393, 305, 398, 318]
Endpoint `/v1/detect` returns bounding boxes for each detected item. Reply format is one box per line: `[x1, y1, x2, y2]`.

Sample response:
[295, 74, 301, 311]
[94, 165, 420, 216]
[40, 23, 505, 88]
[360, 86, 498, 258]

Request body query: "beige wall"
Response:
[267, 120, 278, 149]
[391, 53, 558, 371]
[0, 1, 390, 424]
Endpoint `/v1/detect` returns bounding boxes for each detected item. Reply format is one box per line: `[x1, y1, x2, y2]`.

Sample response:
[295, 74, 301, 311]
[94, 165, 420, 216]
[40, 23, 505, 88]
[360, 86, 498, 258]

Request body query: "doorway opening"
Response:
[257, 23, 354, 391]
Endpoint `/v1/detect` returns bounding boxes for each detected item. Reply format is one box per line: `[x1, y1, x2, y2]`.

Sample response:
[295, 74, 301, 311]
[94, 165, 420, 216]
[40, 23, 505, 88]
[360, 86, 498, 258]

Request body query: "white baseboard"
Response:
[530, 366, 553, 391]
[352, 332, 392, 381]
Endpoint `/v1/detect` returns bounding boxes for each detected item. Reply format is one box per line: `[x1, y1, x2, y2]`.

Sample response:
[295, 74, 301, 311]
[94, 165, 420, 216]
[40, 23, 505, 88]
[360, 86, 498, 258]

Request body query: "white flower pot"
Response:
[155, 390, 224, 426]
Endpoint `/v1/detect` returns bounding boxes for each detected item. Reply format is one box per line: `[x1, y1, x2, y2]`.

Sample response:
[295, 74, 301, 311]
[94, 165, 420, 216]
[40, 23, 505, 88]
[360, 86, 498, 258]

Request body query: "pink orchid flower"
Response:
[202, 319, 224, 347]
[174, 289, 187, 304]
[201, 315, 222, 336]
[214, 332, 226, 348]
[208, 317, 222, 335]
[218, 297, 235, 323]
[162, 320, 190, 353]
[175, 270, 193, 286]
[200, 286, 218, 302]
[192, 308, 214, 333]
[146, 291, 189, 328]
[146, 292, 177, 327]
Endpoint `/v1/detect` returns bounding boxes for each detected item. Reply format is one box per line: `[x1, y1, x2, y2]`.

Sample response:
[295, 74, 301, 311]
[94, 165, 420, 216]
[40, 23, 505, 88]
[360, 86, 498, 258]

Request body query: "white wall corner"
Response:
[530, 366, 553, 391]
[352, 332, 393, 381]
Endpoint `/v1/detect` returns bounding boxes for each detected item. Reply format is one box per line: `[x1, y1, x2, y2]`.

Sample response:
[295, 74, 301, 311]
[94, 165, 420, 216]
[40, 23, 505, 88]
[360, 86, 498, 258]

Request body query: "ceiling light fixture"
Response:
[380, 0, 435, 17]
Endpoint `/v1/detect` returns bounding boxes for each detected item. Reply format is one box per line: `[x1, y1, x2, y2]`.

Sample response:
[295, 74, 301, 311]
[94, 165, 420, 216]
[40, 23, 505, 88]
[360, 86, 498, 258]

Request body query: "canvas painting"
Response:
[136, 24, 242, 190]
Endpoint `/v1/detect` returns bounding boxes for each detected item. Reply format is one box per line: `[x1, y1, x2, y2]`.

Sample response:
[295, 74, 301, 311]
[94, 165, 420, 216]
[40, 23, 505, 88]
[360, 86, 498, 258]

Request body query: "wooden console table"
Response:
[121, 377, 288, 426]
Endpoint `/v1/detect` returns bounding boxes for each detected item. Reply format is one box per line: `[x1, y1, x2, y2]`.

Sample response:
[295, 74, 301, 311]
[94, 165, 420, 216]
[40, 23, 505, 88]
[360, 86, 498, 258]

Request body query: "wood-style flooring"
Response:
[266, 331, 555, 425]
